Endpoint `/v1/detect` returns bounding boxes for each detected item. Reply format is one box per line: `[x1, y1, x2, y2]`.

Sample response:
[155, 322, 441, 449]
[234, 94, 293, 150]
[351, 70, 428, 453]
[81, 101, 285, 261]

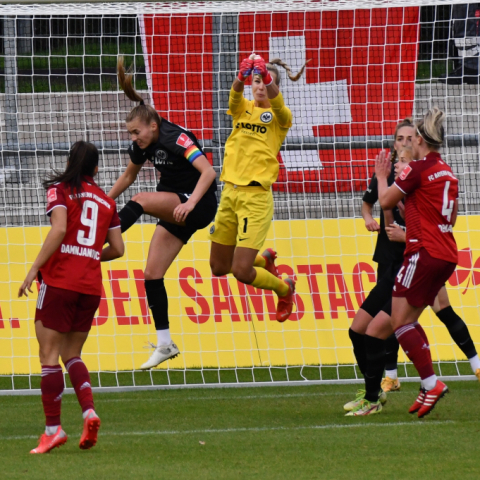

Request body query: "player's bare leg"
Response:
[117, 192, 185, 235]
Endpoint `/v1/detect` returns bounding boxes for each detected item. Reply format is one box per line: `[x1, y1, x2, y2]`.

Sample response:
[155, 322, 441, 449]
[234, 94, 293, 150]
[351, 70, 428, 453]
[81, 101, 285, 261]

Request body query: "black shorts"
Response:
[156, 184, 217, 244]
[360, 260, 403, 318]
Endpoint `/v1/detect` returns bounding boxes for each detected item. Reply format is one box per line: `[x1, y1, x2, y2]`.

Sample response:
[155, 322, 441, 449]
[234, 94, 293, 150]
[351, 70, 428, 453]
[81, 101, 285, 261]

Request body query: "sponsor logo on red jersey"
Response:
[176, 133, 194, 148]
[399, 165, 412, 181]
[47, 188, 57, 204]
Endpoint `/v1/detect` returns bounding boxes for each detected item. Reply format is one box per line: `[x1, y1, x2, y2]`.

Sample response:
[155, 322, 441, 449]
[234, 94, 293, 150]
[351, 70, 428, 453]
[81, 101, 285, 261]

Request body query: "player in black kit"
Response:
[344, 119, 413, 414]
[108, 58, 217, 369]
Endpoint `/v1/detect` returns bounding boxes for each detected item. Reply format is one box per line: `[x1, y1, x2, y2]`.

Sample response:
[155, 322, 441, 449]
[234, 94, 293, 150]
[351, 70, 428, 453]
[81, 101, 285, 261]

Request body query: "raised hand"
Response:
[253, 55, 273, 86]
[375, 149, 392, 180]
[238, 54, 255, 82]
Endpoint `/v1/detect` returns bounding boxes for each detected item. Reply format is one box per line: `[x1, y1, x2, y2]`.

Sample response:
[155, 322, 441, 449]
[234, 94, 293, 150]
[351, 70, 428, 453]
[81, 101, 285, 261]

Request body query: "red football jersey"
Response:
[394, 152, 458, 263]
[40, 177, 120, 295]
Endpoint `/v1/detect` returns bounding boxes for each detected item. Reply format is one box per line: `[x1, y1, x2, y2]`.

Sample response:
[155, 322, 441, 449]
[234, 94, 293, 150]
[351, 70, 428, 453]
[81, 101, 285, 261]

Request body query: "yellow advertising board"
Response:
[1, 217, 480, 375]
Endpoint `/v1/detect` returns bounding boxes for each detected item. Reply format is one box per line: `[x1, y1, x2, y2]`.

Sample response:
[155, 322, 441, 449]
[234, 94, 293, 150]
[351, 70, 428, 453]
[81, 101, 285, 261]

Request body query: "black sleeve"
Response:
[362, 174, 378, 204]
[128, 142, 148, 165]
[162, 123, 204, 160]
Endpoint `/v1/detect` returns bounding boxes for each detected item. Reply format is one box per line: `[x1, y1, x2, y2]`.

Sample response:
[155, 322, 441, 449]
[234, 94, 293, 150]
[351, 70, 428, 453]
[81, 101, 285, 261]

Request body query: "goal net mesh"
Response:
[1, 0, 479, 392]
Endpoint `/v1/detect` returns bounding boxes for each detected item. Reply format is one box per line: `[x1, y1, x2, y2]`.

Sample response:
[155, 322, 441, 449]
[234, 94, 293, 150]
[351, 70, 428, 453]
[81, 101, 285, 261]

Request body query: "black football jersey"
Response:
[362, 164, 406, 266]
[128, 119, 217, 195]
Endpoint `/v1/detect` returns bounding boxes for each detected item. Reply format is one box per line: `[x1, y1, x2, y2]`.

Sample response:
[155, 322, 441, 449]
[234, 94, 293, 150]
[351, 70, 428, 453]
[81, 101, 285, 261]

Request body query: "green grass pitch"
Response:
[2, 381, 480, 480]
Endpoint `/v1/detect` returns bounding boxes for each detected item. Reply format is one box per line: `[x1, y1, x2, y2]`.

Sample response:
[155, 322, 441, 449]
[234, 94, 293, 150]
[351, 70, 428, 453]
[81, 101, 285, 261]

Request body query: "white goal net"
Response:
[1, 0, 480, 393]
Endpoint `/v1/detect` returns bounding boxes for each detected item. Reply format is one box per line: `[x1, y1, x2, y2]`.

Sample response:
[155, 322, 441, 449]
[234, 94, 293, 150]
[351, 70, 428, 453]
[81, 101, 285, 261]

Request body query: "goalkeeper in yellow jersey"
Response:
[209, 53, 308, 322]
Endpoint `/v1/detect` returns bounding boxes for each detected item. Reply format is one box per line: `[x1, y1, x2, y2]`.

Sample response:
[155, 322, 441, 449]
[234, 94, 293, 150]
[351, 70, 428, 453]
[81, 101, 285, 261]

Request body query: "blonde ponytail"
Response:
[118, 57, 162, 130]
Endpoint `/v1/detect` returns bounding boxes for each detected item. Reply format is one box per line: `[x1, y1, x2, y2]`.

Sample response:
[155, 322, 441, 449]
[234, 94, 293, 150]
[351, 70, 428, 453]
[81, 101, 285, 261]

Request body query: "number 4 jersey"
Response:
[40, 177, 120, 296]
[394, 152, 458, 264]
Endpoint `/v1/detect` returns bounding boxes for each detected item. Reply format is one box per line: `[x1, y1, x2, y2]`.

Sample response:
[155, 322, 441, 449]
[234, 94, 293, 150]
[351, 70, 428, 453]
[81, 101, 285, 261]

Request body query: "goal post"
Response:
[1, 0, 479, 394]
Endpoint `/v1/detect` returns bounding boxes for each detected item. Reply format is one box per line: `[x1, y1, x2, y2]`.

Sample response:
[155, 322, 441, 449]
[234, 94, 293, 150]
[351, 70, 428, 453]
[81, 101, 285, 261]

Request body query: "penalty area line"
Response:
[4, 420, 455, 441]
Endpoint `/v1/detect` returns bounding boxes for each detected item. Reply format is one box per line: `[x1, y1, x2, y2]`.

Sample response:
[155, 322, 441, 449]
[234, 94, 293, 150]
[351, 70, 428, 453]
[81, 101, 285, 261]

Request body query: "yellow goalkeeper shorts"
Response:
[209, 182, 274, 251]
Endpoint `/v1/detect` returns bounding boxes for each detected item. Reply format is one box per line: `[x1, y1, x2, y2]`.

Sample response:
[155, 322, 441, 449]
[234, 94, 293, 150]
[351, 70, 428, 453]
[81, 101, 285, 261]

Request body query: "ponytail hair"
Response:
[43, 141, 99, 200]
[263, 58, 312, 86]
[390, 117, 414, 163]
[117, 56, 162, 131]
[416, 107, 445, 149]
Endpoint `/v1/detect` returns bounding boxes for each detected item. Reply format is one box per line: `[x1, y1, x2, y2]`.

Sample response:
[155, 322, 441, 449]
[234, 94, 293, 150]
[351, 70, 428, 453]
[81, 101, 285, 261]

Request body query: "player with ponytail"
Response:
[209, 53, 309, 322]
[20, 141, 124, 453]
[109, 57, 217, 369]
[372, 107, 459, 418]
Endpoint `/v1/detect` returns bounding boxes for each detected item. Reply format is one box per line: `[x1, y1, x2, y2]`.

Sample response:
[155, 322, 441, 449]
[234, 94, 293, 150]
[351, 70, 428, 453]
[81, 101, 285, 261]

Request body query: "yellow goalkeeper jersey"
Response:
[220, 88, 293, 189]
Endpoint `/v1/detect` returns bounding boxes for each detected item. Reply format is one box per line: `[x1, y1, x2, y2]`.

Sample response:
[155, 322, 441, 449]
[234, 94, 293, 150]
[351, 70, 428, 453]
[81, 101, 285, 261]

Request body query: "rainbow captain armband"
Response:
[184, 145, 203, 163]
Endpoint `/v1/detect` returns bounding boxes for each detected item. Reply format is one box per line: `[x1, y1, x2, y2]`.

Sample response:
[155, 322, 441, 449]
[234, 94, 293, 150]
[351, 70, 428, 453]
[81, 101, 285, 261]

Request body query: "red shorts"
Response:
[393, 248, 456, 307]
[35, 283, 101, 333]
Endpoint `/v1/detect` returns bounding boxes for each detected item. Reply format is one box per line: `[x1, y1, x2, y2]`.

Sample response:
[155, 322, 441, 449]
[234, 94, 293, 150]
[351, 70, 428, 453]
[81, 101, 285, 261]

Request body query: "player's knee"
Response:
[210, 262, 228, 277]
[131, 192, 146, 207]
[39, 347, 58, 366]
[144, 268, 164, 281]
[231, 265, 254, 285]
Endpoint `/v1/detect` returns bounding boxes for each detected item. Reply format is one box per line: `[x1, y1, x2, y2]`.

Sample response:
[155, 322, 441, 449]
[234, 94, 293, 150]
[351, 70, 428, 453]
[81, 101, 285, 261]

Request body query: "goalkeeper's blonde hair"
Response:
[255, 58, 312, 86]
[117, 56, 162, 130]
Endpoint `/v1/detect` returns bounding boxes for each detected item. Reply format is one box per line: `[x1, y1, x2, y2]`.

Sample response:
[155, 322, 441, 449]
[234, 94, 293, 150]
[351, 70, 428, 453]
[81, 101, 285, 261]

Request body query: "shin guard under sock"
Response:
[436, 306, 478, 359]
[349, 328, 367, 376]
[41, 365, 64, 427]
[145, 278, 169, 330]
[65, 357, 94, 413]
[384, 333, 400, 371]
[395, 324, 435, 380]
[364, 335, 387, 402]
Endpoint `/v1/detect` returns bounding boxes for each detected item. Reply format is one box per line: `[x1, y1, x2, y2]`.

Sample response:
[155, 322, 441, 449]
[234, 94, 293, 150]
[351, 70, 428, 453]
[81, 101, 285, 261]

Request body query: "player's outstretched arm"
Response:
[108, 161, 142, 200]
[101, 227, 125, 261]
[18, 207, 67, 298]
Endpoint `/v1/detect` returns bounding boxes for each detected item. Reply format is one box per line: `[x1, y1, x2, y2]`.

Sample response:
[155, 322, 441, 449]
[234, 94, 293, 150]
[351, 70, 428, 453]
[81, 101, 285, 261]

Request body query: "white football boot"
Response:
[140, 341, 180, 369]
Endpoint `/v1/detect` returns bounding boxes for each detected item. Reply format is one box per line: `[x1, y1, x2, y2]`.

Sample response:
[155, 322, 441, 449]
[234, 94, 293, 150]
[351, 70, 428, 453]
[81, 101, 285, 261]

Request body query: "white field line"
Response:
[2, 420, 456, 441]
[4, 388, 480, 407]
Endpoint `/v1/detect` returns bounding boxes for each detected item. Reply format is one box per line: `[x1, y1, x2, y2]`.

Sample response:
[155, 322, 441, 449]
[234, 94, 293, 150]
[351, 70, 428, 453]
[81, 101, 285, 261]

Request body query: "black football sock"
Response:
[145, 278, 169, 331]
[436, 306, 477, 359]
[349, 328, 367, 376]
[364, 335, 386, 402]
[384, 333, 400, 371]
[118, 200, 144, 233]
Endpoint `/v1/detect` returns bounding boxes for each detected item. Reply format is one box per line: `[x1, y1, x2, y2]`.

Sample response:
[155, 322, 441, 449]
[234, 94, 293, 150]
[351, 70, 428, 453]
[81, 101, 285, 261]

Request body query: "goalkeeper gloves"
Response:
[253, 55, 273, 86]
[237, 55, 255, 82]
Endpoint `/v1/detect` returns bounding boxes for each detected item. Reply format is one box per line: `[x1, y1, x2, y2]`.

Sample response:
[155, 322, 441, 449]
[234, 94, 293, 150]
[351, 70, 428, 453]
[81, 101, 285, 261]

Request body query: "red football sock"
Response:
[395, 324, 435, 380]
[413, 322, 432, 362]
[65, 357, 94, 413]
[41, 365, 64, 427]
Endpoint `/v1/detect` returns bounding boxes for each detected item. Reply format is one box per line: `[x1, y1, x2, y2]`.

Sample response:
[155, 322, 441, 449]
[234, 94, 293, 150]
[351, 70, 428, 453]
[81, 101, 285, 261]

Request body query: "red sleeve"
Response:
[394, 163, 422, 195]
[46, 185, 67, 216]
[109, 208, 121, 230]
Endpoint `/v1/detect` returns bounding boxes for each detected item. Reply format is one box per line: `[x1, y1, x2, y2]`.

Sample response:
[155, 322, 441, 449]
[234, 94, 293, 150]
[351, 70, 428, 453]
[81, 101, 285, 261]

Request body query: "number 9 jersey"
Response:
[40, 177, 120, 296]
[394, 152, 458, 264]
